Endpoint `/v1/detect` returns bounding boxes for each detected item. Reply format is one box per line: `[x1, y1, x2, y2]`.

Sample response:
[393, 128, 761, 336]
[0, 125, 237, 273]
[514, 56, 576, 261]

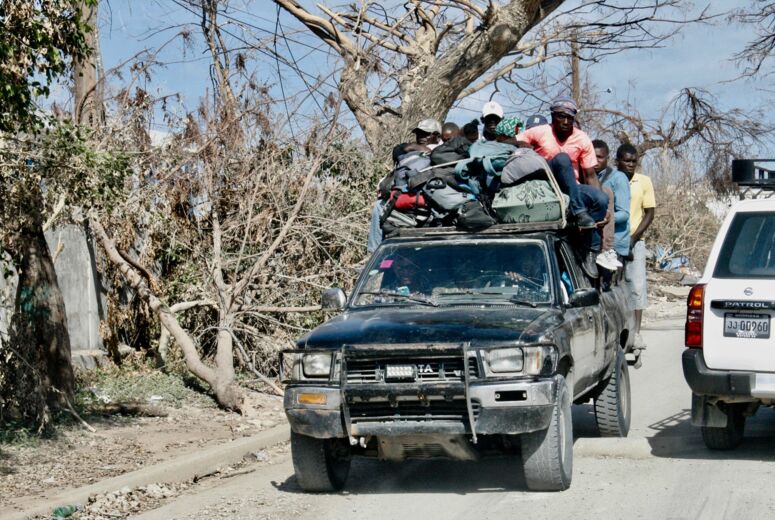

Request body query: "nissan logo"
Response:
[745, 287, 754, 296]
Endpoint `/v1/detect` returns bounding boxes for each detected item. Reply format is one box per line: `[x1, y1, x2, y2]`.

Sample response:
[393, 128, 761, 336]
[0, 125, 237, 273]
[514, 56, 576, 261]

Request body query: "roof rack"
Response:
[733, 159, 775, 198]
[391, 220, 567, 239]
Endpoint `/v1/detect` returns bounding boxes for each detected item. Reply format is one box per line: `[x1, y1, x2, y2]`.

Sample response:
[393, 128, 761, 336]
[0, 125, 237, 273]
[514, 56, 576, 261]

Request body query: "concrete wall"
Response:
[0, 224, 105, 353]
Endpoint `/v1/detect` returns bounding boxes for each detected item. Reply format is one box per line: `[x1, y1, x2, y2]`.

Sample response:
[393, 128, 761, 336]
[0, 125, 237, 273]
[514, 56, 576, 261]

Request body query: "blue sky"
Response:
[96, 0, 768, 145]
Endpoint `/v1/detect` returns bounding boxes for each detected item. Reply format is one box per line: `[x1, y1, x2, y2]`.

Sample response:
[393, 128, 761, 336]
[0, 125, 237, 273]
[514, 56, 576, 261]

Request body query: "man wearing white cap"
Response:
[480, 101, 504, 141]
[391, 118, 442, 161]
[368, 118, 442, 252]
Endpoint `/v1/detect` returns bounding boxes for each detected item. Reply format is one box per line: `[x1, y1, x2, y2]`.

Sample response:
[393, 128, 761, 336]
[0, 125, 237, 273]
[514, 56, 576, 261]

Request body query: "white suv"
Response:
[683, 186, 775, 450]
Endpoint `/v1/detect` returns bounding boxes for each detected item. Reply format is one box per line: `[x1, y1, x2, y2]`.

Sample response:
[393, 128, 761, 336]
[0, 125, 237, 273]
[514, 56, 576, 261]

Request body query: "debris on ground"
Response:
[0, 392, 285, 508]
[74, 482, 187, 520]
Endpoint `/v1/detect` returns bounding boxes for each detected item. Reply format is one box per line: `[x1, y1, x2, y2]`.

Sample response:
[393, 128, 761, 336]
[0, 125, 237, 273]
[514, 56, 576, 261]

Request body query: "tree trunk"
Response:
[73, 0, 103, 126]
[1, 225, 74, 427]
[213, 325, 241, 409]
[90, 218, 244, 412]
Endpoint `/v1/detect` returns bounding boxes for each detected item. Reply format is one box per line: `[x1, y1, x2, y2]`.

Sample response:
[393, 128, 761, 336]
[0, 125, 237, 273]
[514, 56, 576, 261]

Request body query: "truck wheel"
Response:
[291, 431, 351, 492]
[701, 406, 745, 450]
[521, 375, 573, 491]
[594, 347, 631, 437]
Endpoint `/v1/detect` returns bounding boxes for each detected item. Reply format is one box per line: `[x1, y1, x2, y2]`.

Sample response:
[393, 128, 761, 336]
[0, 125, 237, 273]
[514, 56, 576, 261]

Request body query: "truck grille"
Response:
[348, 399, 480, 424]
[345, 357, 479, 384]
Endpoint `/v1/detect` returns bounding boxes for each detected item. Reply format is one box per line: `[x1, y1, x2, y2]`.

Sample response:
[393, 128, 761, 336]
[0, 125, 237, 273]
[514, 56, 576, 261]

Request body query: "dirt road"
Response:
[136, 320, 775, 520]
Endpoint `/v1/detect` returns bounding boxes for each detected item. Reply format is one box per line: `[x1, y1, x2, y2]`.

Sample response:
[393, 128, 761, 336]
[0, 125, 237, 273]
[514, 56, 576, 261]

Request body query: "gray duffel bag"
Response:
[500, 148, 550, 186]
[423, 183, 471, 212]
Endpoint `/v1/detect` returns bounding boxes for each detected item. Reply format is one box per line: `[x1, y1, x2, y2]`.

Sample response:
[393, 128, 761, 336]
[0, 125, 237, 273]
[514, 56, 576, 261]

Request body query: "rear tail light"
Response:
[685, 283, 706, 348]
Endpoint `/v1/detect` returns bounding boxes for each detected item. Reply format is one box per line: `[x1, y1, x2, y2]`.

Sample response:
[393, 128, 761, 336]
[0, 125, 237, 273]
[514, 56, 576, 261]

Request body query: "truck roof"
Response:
[387, 221, 567, 242]
[729, 197, 775, 213]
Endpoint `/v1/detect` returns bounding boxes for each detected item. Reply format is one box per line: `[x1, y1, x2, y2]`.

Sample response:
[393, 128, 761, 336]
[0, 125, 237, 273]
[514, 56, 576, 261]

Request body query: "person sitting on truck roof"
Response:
[524, 114, 548, 130]
[462, 120, 480, 142]
[441, 122, 460, 143]
[494, 116, 524, 145]
[391, 118, 442, 161]
[516, 96, 610, 276]
[515, 96, 608, 230]
[481, 101, 504, 141]
[367, 119, 442, 253]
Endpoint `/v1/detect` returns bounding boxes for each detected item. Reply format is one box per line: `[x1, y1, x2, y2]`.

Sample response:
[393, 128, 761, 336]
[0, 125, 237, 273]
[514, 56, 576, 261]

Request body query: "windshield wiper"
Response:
[437, 289, 512, 297]
[508, 297, 538, 308]
[358, 290, 438, 307]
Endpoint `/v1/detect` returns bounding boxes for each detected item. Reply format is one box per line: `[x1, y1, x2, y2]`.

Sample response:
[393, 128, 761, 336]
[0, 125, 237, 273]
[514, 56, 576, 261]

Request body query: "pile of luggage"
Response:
[379, 137, 568, 236]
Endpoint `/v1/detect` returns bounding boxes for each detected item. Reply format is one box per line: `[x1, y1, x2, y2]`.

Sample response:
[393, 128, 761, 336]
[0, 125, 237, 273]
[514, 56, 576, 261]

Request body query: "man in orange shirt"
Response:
[516, 96, 608, 231]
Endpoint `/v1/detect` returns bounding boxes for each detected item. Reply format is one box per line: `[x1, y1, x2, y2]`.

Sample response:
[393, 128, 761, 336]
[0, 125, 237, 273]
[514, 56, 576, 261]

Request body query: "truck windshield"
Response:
[352, 240, 553, 306]
[714, 211, 775, 278]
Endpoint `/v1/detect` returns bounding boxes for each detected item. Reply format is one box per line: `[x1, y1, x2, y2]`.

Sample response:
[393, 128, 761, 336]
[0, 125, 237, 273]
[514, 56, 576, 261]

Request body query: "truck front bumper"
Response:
[284, 377, 559, 439]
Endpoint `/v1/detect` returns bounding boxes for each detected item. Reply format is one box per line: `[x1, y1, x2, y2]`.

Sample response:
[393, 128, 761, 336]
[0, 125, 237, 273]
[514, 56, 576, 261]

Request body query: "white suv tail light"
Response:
[685, 284, 706, 348]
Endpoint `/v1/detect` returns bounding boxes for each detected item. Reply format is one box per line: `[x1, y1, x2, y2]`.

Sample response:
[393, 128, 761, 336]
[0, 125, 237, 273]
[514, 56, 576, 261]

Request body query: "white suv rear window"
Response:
[714, 211, 775, 278]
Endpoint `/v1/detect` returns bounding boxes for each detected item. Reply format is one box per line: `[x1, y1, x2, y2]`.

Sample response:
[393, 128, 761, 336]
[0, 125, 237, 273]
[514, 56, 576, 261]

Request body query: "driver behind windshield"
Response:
[504, 245, 550, 301]
[379, 255, 431, 296]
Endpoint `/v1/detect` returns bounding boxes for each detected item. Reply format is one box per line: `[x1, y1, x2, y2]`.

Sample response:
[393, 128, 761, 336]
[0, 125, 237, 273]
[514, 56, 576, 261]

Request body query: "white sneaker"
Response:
[596, 249, 623, 271]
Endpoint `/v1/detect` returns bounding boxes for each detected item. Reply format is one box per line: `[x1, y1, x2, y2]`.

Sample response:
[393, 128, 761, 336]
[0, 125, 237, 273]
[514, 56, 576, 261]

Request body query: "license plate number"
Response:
[724, 313, 770, 339]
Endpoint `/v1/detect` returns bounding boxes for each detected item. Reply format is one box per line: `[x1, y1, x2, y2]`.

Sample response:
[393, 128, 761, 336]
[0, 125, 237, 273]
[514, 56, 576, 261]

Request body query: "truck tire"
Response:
[701, 405, 745, 450]
[291, 431, 351, 492]
[594, 347, 631, 437]
[521, 375, 573, 491]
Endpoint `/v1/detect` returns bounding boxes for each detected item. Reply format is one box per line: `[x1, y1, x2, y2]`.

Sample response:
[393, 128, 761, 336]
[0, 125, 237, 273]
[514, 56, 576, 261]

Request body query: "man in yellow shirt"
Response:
[619, 144, 655, 353]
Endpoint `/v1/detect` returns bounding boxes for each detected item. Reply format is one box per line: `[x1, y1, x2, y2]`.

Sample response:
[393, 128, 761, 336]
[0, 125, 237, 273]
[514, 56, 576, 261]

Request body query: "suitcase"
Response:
[491, 180, 564, 224]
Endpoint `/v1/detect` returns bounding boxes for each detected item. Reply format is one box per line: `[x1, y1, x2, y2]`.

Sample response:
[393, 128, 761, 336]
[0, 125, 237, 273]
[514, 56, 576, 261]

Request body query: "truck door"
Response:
[557, 243, 601, 392]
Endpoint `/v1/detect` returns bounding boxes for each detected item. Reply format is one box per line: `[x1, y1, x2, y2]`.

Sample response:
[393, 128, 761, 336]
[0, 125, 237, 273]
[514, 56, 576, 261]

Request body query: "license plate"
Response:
[724, 312, 771, 339]
[385, 364, 416, 381]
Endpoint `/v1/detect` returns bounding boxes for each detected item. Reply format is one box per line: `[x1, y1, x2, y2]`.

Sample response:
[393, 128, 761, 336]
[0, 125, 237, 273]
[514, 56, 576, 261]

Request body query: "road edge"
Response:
[5, 424, 290, 520]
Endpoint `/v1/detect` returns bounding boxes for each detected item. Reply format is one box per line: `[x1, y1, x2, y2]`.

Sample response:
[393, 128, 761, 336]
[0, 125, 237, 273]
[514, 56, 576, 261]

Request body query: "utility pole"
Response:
[570, 30, 581, 107]
[73, 1, 103, 126]
[570, 29, 586, 128]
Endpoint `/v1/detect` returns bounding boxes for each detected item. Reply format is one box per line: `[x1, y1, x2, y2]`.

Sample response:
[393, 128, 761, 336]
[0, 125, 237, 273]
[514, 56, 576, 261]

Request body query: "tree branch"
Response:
[90, 218, 217, 385]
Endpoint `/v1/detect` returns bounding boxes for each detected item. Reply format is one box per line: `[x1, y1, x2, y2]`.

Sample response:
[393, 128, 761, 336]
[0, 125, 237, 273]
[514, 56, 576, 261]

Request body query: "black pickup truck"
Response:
[281, 226, 635, 492]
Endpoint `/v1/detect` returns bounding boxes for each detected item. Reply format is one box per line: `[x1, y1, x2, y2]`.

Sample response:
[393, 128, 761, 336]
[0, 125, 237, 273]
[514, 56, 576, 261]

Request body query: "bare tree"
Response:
[733, 1, 775, 77]
[88, 1, 376, 410]
[272, 0, 710, 153]
[584, 88, 774, 190]
[587, 88, 771, 153]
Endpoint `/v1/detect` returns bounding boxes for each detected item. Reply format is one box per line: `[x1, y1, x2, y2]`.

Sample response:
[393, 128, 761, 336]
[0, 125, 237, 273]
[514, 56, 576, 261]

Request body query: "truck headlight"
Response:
[484, 348, 524, 374]
[302, 352, 332, 377]
[523, 346, 558, 376]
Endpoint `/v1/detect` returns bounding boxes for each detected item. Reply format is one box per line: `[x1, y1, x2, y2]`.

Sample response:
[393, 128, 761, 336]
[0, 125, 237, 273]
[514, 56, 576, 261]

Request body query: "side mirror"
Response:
[321, 288, 346, 310]
[568, 288, 600, 307]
